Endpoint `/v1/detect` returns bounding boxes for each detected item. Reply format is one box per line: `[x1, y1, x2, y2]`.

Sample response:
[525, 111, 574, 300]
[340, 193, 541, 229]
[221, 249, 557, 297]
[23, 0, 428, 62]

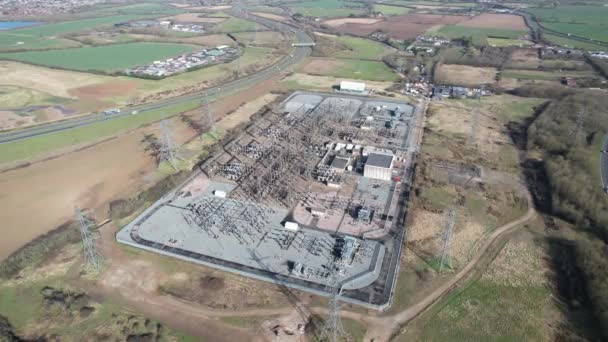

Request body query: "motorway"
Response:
[0, 9, 313, 145]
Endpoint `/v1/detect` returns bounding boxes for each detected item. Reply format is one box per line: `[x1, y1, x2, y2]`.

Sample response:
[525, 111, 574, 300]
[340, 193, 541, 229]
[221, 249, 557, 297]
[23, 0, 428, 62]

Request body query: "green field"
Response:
[0, 42, 196, 72]
[0, 99, 199, 164]
[4, 15, 149, 37]
[528, 5, 608, 25]
[94, 2, 183, 15]
[428, 25, 528, 45]
[384, 0, 478, 7]
[487, 37, 532, 47]
[0, 46, 273, 163]
[0, 34, 81, 51]
[212, 16, 258, 33]
[528, 5, 608, 44]
[542, 22, 608, 43]
[0, 85, 67, 108]
[328, 60, 398, 81]
[373, 4, 411, 15]
[397, 282, 550, 341]
[502, 69, 594, 81]
[288, 0, 364, 9]
[332, 36, 387, 60]
[542, 33, 606, 50]
[290, 7, 366, 17]
[288, 0, 366, 17]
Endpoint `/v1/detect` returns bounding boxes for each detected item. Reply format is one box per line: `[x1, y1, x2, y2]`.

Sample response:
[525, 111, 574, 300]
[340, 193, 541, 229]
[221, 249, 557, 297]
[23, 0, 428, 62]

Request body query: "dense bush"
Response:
[0, 222, 80, 279]
[528, 91, 608, 337]
[109, 171, 188, 220]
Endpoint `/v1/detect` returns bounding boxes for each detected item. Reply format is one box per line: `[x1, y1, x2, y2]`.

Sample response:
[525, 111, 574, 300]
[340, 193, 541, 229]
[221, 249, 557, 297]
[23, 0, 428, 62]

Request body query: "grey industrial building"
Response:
[364, 152, 394, 181]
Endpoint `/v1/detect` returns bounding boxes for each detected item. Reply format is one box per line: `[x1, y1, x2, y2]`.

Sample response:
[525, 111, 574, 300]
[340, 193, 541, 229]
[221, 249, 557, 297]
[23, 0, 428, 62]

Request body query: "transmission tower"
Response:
[569, 109, 586, 146]
[438, 208, 456, 273]
[159, 119, 178, 170]
[467, 106, 479, 147]
[75, 207, 103, 272]
[202, 91, 214, 129]
[322, 266, 347, 342]
[235, 45, 241, 77]
[253, 23, 258, 45]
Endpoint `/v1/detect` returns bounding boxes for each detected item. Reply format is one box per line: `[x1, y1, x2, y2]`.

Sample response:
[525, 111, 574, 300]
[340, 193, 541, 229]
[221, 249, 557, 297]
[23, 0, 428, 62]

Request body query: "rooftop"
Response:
[366, 153, 394, 169]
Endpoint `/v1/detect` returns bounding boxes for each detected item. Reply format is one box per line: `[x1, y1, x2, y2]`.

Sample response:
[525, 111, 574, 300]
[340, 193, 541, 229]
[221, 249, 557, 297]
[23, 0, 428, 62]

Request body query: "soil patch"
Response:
[0, 75, 282, 261]
[69, 80, 139, 100]
[458, 13, 528, 31]
[300, 58, 345, 75]
[181, 34, 235, 46]
[336, 14, 468, 39]
[323, 18, 382, 27]
[434, 64, 497, 86]
[252, 12, 288, 22]
[0, 61, 107, 98]
[162, 13, 227, 23]
[0, 110, 35, 130]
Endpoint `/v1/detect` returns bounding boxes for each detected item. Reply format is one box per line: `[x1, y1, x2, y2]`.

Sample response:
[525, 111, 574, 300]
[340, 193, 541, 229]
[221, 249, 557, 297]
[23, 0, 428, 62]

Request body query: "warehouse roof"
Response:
[366, 153, 393, 169]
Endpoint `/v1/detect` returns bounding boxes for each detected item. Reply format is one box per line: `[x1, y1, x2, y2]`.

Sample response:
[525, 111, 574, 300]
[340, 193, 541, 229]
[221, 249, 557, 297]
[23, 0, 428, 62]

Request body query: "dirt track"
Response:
[363, 185, 536, 341]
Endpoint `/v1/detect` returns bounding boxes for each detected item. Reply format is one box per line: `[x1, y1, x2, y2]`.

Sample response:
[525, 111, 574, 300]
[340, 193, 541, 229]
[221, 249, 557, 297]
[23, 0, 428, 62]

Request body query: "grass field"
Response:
[398, 281, 550, 341]
[5, 15, 149, 37]
[373, 4, 411, 15]
[528, 5, 608, 25]
[501, 69, 594, 81]
[94, 2, 184, 15]
[386, 0, 477, 7]
[0, 34, 81, 51]
[288, 0, 364, 9]
[543, 22, 608, 43]
[0, 46, 274, 163]
[0, 99, 199, 164]
[332, 59, 398, 81]
[288, 0, 366, 17]
[0, 42, 196, 72]
[428, 25, 528, 45]
[487, 37, 532, 47]
[0, 85, 66, 108]
[332, 36, 387, 60]
[0, 14, 154, 51]
[542, 33, 606, 50]
[290, 7, 366, 17]
[212, 16, 258, 33]
[528, 5, 608, 45]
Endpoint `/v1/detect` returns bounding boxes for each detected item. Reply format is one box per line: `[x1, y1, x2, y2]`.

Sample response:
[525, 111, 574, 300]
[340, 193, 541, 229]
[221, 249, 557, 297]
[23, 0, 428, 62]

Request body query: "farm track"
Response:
[0, 8, 313, 145]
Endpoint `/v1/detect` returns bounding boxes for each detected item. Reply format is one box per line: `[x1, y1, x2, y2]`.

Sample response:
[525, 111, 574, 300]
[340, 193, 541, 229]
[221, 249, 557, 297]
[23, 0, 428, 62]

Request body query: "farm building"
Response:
[340, 81, 366, 93]
[364, 152, 394, 181]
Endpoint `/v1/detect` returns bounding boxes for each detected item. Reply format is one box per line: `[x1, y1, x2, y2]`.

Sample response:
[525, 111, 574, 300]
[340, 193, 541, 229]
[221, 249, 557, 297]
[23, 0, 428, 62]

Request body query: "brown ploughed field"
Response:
[458, 13, 528, 30]
[335, 14, 468, 39]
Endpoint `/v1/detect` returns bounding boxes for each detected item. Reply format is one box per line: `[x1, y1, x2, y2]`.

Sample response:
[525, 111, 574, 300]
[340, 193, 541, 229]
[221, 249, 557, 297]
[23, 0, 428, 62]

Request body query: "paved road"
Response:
[0, 10, 313, 145]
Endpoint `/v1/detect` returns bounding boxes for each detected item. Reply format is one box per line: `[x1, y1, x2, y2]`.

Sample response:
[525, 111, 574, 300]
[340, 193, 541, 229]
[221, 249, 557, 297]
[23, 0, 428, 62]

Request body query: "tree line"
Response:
[528, 90, 608, 337]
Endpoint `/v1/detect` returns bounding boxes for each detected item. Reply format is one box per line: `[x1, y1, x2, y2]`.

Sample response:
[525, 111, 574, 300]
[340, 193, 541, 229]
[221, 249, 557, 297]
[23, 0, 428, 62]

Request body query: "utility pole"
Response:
[439, 208, 456, 273]
[75, 207, 103, 272]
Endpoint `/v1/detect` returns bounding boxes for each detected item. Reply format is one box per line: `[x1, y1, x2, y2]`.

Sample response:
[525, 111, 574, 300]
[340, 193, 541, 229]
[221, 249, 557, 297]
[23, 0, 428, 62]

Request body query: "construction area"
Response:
[117, 91, 420, 309]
